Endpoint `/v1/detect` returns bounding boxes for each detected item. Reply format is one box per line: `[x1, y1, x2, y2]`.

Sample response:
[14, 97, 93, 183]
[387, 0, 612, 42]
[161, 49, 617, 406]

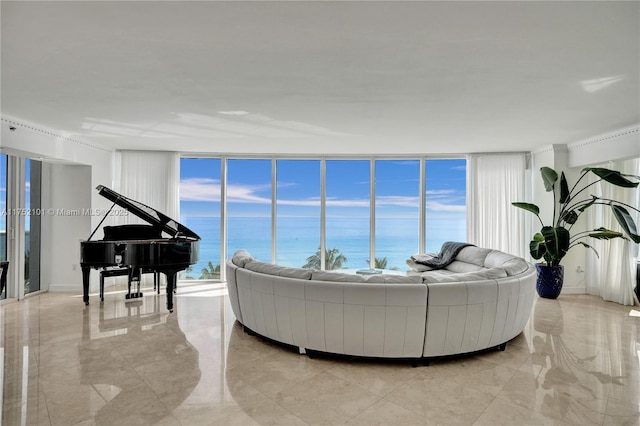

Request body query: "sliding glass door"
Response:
[0, 154, 6, 299]
[25, 159, 41, 294]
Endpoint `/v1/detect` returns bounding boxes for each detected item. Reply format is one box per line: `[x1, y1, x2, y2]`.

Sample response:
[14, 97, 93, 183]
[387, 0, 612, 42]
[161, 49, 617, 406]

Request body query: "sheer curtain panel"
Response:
[115, 151, 180, 223]
[467, 153, 528, 257]
[112, 151, 180, 286]
[586, 158, 640, 306]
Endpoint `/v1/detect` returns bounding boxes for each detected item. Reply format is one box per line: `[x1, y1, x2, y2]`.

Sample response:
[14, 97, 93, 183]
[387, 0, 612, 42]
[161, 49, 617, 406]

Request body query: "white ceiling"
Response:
[1, 1, 639, 155]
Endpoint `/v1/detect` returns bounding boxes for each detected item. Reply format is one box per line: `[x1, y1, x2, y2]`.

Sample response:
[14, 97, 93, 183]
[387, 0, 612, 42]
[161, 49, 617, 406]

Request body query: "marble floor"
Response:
[1, 282, 639, 426]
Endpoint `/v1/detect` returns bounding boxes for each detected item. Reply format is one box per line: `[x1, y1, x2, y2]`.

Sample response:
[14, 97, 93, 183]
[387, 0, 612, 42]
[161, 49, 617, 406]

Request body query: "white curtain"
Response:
[467, 153, 528, 257]
[114, 150, 180, 222]
[585, 158, 640, 306]
[110, 150, 180, 286]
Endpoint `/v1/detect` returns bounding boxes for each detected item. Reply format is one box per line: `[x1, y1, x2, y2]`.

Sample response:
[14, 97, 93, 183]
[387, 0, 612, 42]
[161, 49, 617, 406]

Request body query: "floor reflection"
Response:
[1, 287, 639, 425]
[525, 298, 633, 424]
[78, 299, 201, 425]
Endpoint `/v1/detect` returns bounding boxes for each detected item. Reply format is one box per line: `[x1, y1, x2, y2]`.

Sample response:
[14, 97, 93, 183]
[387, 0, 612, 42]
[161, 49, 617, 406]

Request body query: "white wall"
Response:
[43, 164, 92, 292]
[1, 116, 114, 294]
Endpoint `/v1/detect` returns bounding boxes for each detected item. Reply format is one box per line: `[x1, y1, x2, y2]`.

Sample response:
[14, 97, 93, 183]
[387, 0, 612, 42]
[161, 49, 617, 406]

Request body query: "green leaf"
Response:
[585, 167, 640, 188]
[577, 196, 598, 212]
[559, 172, 570, 203]
[541, 226, 570, 262]
[512, 202, 540, 216]
[611, 205, 640, 243]
[587, 227, 625, 240]
[574, 241, 599, 258]
[529, 238, 546, 260]
[561, 210, 578, 225]
[540, 167, 558, 192]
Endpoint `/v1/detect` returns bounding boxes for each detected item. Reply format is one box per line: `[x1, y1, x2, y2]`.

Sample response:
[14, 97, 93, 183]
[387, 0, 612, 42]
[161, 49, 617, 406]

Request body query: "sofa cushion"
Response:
[311, 270, 367, 282]
[484, 250, 522, 268]
[244, 260, 313, 279]
[365, 274, 423, 284]
[455, 246, 492, 267]
[445, 260, 484, 273]
[498, 258, 529, 276]
[244, 259, 284, 275]
[231, 249, 253, 267]
[278, 267, 313, 280]
[419, 269, 458, 283]
[406, 258, 434, 272]
[421, 267, 507, 283]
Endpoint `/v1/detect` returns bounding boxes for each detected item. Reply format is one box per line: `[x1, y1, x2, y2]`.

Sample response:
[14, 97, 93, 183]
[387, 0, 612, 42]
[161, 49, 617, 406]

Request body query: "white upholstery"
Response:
[226, 245, 536, 360]
[231, 265, 427, 358]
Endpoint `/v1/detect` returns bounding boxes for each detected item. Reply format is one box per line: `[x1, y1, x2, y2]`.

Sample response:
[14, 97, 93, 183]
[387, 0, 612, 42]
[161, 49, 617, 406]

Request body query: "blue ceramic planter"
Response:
[535, 264, 564, 299]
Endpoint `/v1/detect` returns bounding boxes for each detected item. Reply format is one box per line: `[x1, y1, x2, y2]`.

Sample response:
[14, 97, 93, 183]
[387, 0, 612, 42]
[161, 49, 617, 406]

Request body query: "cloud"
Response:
[375, 195, 419, 208]
[181, 179, 465, 211]
[426, 200, 466, 212]
[325, 198, 370, 208]
[425, 189, 456, 196]
[180, 178, 221, 201]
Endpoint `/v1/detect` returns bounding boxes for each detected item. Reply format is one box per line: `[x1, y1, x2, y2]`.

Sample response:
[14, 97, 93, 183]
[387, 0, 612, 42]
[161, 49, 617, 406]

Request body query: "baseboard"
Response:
[48, 283, 84, 293]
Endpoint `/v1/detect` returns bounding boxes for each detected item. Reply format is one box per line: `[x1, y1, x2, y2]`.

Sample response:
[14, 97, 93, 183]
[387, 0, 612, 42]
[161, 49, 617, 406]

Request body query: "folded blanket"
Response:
[412, 241, 475, 270]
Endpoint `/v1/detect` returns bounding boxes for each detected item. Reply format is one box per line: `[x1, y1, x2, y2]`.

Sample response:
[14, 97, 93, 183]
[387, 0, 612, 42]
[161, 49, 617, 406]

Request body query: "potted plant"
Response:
[513, 167, 640, 298]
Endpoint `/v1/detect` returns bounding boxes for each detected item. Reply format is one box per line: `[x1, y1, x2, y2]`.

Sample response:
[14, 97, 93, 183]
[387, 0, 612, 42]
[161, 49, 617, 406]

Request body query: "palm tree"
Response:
[302, 247, 348, 270]
[199, 261, 220, 279]
[364, 257, 400, 271]
[374, 257, 388, 269]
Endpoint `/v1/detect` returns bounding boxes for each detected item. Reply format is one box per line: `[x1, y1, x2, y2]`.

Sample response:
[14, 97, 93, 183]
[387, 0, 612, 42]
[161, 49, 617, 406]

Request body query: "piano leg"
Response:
[165, 271, 177, 312]
[81, 265, 91, 305]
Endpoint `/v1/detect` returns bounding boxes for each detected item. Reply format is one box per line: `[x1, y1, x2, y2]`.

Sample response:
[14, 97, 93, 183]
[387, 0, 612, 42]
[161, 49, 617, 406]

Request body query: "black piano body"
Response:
[80, 185, 200, 312]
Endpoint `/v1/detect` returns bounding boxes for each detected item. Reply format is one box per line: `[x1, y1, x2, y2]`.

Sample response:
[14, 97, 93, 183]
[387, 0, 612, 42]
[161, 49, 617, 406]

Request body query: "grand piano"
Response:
[80, 185, 200, 312]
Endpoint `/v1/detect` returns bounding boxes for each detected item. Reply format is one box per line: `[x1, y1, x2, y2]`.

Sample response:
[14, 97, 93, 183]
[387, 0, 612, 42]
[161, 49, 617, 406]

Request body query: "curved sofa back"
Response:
[226, 247, 535, 360]
[227, 259, 428, 358]
[422, 265, 536, 357]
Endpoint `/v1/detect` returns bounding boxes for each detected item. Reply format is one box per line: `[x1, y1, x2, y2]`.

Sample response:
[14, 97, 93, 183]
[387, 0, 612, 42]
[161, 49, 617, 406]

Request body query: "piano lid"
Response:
[95, 185, 200, 240]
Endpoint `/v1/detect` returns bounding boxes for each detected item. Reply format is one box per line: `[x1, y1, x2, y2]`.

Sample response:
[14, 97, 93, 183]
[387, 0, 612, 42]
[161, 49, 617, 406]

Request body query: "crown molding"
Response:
[1, 116, 112, 153]
[567, 124, 639, 151]
[567, 124, 640, 167]
[532, 143, 568, 156]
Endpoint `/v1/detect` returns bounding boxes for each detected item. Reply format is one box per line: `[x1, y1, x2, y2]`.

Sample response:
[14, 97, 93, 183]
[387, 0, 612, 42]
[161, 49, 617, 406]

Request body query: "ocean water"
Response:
[182, 216, 465, 278]
[1, 218, 466, 280]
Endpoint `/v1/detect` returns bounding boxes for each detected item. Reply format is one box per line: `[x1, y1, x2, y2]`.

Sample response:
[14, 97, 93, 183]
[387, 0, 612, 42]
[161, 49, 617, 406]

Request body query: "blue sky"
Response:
[179, 158, 466, 219]
[0, 156, 466, 232]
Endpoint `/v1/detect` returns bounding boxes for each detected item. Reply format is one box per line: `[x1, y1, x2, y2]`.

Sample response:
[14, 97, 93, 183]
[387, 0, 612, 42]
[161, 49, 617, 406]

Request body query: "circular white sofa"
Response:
[225, 246, 536, 361]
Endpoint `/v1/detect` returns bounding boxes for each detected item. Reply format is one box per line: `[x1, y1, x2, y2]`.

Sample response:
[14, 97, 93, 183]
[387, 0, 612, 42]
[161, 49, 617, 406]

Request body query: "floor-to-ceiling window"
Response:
[178, 156, 466, 277]
[179, 158, 222, 280]
[375, 160, 420, 270]
[425, 159, 467, 253]
[226, 159, 272, 262]
[275, 160, 320, 267]
[24, 159, 41, 294]
[325, 160, 370, 271]
[0, 154, 6, 299]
